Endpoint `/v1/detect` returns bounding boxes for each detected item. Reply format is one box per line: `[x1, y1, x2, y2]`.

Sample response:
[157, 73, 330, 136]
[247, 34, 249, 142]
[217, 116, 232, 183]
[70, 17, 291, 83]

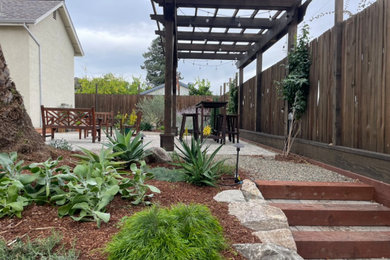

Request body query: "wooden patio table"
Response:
[195, 101, 228, 143]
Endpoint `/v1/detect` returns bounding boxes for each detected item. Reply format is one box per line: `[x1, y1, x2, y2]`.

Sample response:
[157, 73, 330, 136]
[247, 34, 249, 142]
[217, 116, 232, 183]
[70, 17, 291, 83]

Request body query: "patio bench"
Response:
[40, 105, 101, 143]
[83, 111, 114, 138]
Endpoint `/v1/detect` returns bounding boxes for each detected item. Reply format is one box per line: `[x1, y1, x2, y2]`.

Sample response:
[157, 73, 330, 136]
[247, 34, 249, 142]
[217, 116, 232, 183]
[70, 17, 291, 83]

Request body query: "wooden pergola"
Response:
[150, 0, 311, 151]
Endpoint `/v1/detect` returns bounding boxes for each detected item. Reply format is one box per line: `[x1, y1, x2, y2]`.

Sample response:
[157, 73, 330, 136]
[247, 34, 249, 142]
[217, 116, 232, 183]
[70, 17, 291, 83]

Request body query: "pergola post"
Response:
[238, 67, 244, 129]
[332, 0, 343, 145]
[255, 52, 262, 132]
[172, 59, 177, 135]
[160, 0, 176, 151]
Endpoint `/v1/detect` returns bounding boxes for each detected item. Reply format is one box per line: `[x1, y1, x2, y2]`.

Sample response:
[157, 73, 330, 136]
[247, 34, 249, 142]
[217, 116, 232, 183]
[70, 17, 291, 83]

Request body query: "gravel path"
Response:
[216, 155, 356, 183]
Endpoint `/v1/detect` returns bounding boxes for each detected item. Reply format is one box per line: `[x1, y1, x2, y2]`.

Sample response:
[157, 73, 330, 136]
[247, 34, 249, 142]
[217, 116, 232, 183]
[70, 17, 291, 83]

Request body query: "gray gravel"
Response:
[216, 155, 356, 183]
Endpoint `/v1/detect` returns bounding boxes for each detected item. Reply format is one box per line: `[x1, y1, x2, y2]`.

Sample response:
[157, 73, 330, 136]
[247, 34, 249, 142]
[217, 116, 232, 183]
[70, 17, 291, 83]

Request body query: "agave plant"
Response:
[173, 137, 224, 186]
[106, 130, 150, 166]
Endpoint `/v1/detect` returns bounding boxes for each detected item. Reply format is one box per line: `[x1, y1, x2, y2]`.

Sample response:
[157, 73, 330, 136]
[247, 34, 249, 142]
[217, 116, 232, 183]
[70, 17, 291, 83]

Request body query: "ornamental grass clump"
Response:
[106, 204, 226, 260]
[174, 137, 224, 186]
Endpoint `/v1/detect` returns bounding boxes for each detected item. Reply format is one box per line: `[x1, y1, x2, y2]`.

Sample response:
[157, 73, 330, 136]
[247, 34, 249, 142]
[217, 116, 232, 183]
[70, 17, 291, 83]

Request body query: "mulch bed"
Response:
[0, 151, 259, 259]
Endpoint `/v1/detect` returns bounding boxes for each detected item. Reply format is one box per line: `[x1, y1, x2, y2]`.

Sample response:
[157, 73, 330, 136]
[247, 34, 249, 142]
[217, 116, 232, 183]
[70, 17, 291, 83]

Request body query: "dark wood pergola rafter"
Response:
[151, 0, 311, 150]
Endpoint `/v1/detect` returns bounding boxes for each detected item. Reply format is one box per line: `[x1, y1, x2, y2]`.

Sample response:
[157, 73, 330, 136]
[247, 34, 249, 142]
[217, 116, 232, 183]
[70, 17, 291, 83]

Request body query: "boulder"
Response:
[234, 243, 304, 260]
[144, 147, 172, 163]
[241, 179, 265, 201]
[213, 190, 246, 203]
[228, 201, 288, 231]
[253, 229, 297, 251]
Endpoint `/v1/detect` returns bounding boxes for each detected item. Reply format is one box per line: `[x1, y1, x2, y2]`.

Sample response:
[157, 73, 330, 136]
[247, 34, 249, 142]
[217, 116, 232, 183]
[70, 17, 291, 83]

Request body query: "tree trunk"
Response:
[0, 44, 45, 153]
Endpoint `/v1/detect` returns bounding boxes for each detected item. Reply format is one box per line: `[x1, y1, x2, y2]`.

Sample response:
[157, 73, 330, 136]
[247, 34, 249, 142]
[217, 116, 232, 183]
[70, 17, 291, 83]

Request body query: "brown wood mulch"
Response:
[0, 151, 259, 260]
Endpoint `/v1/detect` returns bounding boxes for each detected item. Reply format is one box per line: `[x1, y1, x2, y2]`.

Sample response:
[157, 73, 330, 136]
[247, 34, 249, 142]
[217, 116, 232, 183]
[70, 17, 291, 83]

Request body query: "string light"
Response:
[183, 59, 232, 68]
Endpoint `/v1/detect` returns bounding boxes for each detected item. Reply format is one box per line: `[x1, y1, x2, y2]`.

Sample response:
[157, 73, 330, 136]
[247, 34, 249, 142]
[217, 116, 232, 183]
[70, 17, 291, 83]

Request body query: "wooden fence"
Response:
[75, 94, 216, 115]
[240, 0, 390, 155]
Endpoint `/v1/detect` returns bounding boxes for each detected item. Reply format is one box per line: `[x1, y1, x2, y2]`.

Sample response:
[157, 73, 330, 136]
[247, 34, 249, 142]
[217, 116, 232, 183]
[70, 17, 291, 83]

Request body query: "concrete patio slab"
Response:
[45, 131, 276, 157]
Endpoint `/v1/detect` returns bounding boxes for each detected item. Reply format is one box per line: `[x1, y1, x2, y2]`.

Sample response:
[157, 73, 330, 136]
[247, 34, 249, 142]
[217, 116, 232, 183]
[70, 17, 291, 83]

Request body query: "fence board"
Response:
[75, 94, 217, 116]
[240, 0, 390, 155]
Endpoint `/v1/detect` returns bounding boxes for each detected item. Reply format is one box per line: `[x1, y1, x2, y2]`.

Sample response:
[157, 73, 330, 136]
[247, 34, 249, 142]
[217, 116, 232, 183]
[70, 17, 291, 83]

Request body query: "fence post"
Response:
[255, 52, 262, 132]
[239, 67, 244, 129]
[332, 0, 343, 145]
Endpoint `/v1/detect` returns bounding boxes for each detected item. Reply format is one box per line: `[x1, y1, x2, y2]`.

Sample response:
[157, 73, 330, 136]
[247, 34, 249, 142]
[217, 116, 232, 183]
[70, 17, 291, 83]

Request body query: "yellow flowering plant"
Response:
[129, 109, 137, 125]
[203, 125, 211, 136]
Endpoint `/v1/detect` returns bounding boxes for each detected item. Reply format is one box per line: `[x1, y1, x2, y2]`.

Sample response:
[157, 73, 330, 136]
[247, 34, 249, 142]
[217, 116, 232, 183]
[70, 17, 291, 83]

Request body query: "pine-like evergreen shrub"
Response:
[106, 204, 226, 260]
[171, 204, 226, 260]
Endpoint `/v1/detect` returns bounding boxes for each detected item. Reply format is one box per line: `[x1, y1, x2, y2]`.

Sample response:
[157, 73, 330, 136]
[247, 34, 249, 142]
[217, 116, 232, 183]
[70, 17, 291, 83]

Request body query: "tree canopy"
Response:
[75, 74, 150, 95]
[188, 78, 213, 96]
[141, 38, 165, 87]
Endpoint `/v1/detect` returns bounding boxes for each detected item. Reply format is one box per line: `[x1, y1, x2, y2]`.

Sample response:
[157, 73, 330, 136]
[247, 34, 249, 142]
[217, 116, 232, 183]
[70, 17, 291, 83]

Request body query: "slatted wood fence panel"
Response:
[75, 94, 216, 115]
[260, 59, 286, 136]
[299, 29, 335, 144]
[339, 0, 390, 154]
[241, 77, 256, 131]
[240, 0, 390, 154]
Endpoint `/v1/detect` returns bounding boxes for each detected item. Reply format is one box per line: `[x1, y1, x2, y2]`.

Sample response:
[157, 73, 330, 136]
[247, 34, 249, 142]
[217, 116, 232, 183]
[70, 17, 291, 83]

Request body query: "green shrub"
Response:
[148, 167, 187, 182]
[72, 147, 126, 172]
[0, 152, 31, 218]
[119, 162, 160, 205]
[0, 231, 79, 260]
[0, 151, 159, 227]
[217, 163, 235, 176]
[49, 139, 73, 151]
[173, 137, 224, 186]
[106, 130, 149, 166]
[171, 204, 226, 259]
[140, 121, 153, 131]
[136, 96, 164, 128]
[106, 204, 226, 260]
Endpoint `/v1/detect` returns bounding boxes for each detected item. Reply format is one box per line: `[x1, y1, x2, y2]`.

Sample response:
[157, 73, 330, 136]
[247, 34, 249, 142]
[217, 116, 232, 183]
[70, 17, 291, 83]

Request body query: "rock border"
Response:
[213, 179, 303, 260]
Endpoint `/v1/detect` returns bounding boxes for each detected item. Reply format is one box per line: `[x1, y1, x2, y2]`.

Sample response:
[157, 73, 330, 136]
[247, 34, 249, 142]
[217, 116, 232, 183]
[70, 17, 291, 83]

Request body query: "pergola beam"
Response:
[153, 0, 300, 10]
[151, 15, 274, 29]
[178, 52, 243, 60]
[178, 43, 249, 52]
[237, 1, 310, 68]
[156, 30, 261, 42]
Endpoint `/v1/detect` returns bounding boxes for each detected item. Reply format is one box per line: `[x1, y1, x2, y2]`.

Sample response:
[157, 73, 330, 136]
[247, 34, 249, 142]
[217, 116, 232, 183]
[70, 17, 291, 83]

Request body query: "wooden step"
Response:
[293, 231, 390, 259]
[270, 203, 390, 226]
[255, 180, 375, 201]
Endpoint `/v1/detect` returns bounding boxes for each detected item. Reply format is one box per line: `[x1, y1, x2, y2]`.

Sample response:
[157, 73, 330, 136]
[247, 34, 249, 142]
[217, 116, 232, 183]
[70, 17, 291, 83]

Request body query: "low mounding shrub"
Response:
[148, 167, 187, 182]
[49, 138, 73, 151]
[140, 121, 153, 131]
[0, 231, 78, 260]
[136, 96, 164, 128]
[106, 204, 226, 260]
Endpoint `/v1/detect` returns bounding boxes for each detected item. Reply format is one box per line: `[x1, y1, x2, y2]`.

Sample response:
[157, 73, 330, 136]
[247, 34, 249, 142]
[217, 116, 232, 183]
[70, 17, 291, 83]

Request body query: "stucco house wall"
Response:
[0, 27, 31, 113]
[28, 11, 75, 125]
[0, 1, 83, 127]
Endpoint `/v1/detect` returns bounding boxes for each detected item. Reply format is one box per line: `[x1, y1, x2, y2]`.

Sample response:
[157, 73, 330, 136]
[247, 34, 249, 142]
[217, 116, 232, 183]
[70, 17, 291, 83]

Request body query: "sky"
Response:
[65, 0, 373, 94]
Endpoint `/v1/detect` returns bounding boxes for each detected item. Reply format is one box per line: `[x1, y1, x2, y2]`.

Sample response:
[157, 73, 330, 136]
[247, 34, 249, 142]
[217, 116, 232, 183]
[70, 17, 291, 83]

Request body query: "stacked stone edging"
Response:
[213, 179, 303, 260]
